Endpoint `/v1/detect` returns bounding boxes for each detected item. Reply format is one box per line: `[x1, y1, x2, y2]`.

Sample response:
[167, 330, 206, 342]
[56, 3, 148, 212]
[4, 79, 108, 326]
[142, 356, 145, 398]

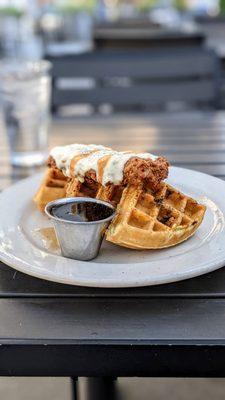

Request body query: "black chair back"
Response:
[48, 47, 221, 114]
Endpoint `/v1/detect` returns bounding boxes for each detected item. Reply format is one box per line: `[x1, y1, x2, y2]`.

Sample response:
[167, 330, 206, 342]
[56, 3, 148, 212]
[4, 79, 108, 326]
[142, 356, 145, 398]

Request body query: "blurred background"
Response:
[0, 0, 224, 117]
[0, 0, 224, 58]
[1, 1, 225, 400]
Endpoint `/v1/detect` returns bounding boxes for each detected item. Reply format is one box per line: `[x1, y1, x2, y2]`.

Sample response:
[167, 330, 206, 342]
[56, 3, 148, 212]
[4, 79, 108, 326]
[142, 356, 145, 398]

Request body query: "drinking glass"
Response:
[0, 60, 51, 166]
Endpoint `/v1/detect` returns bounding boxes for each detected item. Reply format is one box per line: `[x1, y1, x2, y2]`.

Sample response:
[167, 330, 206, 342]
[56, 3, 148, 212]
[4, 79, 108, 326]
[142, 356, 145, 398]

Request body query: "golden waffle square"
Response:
[33, 168, 67, 212]
[65, 176, 206, 249]
[106, 182, 206, 249]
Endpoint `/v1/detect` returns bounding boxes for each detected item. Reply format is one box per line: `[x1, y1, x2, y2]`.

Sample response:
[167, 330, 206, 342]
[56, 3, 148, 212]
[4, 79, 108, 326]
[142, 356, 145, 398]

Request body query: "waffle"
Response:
[33, 168, 67, 212]
[66, 176, 206, 249]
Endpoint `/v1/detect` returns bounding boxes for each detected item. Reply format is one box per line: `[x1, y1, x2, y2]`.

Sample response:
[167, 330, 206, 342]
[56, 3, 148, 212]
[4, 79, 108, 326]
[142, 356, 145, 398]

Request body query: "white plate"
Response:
[0, 167, 225, 288]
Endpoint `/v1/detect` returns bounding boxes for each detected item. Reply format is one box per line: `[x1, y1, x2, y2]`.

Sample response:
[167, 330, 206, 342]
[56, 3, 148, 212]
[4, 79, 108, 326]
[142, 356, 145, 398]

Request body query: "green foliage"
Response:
[138, 0, 187, 11]
[138, 0, 158, 10]
[173, 0, 187, 10]
[220, 0, 225, 14]
[0, 6, 24, 18]
[58, 0, 96, 14]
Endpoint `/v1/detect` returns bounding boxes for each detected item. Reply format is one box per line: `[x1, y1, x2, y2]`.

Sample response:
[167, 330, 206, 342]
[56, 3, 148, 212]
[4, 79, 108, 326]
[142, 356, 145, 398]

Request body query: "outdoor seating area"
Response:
[1, 1, 225, 400]
[48, 47, 220, 114]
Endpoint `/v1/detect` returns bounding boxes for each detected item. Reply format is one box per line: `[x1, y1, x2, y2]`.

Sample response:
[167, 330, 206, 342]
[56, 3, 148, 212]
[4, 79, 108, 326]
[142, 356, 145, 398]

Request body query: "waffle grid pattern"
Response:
[66, 177, 203, 233]
[66, 178, 124, 207]
[33, 169, 67, 211]
[34, 168, 206, 248]
[127, 183, 202, 233]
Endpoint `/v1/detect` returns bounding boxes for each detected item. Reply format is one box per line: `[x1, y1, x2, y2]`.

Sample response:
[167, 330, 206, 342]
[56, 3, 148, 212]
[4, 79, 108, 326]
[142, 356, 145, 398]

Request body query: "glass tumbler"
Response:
[0, 60, 51, 167]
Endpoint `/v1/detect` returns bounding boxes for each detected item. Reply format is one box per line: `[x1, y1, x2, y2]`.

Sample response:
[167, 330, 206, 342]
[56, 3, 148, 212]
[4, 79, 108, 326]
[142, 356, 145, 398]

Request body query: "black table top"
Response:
[1, 111, 225, 377]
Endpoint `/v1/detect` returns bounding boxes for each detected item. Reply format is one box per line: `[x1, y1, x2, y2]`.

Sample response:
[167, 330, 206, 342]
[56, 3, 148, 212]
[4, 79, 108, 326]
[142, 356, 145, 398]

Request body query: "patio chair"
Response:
[48, 47, 221, 114]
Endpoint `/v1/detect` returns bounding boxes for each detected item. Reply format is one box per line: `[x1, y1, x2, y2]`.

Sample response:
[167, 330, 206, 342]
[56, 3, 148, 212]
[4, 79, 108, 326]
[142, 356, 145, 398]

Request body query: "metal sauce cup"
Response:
[45, 197, 116, 261]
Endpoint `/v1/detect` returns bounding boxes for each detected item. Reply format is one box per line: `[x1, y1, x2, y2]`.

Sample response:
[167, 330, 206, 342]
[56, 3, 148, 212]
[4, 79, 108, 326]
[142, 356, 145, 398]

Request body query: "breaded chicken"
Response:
[47, 154, 169, 191]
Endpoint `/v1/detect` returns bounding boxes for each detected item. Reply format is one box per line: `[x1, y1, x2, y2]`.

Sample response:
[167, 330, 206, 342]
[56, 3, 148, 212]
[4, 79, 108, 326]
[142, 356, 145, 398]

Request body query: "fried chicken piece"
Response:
[123, 156, 169, 190]
[47, 154, 169, 191]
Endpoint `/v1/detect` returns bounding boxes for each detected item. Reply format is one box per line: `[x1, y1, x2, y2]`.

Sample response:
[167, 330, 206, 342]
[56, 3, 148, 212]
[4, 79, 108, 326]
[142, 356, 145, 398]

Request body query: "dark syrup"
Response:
[51, 201, 113, 222]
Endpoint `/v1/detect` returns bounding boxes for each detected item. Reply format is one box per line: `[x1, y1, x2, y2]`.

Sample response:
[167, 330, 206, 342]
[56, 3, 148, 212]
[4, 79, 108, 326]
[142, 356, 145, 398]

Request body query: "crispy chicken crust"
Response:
[47, 154, 169, 191]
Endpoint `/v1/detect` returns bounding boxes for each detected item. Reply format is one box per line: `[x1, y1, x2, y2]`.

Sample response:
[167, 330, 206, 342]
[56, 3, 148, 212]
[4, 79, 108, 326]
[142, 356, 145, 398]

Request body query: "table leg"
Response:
[71, 377, 78, 400]
[74, 377, 117, 400]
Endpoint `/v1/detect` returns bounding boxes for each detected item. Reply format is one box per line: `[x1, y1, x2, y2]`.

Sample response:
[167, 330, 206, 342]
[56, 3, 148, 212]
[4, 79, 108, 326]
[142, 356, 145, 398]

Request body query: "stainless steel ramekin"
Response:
[45, 197, 115, 261]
